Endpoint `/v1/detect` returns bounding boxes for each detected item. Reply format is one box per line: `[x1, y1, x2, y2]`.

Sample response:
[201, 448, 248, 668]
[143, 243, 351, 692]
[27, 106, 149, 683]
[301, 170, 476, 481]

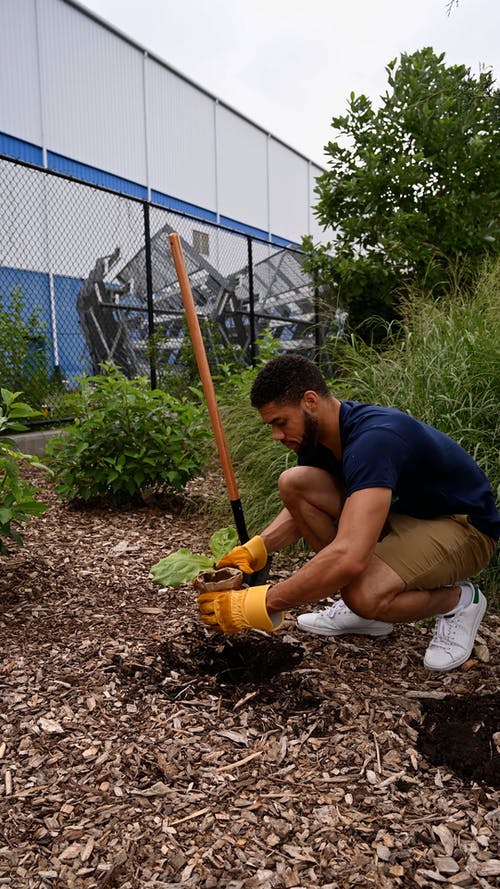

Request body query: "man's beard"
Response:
[297, 410, 319, 457]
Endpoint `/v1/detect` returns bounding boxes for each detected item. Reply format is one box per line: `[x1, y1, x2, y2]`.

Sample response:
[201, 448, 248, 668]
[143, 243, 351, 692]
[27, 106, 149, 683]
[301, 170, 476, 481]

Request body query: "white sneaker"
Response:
[424, 585, 487, 672]
[297, 599, 394, 637]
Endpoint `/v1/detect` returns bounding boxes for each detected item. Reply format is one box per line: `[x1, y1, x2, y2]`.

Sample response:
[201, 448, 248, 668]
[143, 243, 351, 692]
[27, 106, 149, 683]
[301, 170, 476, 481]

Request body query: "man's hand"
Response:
[197, 584, 284, 635]
[217, 535, 268, 574]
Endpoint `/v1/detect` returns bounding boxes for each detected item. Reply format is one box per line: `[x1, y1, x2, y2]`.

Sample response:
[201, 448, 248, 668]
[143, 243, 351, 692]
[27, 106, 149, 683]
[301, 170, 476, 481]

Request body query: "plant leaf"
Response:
[209, 526, 238, 562]
[150, 549, 213, 587]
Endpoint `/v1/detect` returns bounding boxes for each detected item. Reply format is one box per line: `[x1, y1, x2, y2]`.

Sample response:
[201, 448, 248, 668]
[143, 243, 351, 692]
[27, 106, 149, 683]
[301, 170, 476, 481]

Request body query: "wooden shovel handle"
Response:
[168, 233, 248, 543]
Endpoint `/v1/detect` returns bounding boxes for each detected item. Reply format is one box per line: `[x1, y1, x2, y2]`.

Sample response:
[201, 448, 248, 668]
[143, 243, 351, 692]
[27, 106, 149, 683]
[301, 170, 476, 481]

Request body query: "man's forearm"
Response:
[260, 507, 302, 553]
[265, 541, 357, 612]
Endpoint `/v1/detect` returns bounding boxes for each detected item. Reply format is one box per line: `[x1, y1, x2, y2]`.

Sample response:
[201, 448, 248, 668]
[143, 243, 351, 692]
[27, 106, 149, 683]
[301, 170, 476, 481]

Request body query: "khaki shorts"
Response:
[374, 513, 497, 590]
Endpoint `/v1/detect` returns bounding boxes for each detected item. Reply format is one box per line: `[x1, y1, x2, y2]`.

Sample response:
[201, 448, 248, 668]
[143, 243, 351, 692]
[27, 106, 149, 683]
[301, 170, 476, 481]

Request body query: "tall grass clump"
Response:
[216, 334, 296, 535]
[329, 258, 499, 603]
[0, 287, 51, 409]
[330, 260, 499, 488]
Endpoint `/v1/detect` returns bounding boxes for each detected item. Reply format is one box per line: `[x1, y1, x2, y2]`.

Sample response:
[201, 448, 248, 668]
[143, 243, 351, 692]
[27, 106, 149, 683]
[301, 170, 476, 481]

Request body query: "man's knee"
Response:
[278, 466, 311, 501]
[278, 465, 343, 510]
[342, 587, 379, 620]
[343, 555, 406, 620]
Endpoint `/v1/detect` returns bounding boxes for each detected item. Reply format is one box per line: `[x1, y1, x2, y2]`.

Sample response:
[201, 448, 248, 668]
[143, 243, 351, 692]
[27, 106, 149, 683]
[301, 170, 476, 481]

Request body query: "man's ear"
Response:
[302, 390, 320, 412]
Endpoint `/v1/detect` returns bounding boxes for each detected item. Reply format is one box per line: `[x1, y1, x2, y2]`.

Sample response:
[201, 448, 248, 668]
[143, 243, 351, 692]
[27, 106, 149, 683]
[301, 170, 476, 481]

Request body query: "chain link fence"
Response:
[1, 155, 336, 421]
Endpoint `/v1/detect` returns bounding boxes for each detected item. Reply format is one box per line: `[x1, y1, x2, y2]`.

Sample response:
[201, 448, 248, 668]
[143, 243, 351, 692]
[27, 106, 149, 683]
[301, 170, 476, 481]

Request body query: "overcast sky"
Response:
[79, 0, 499, 167]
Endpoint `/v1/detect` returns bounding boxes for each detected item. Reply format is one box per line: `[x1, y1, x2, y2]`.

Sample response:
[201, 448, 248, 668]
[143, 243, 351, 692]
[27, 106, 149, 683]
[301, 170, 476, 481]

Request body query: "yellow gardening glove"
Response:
[197, 584, 284, 635]
[217, 535, 268, 574]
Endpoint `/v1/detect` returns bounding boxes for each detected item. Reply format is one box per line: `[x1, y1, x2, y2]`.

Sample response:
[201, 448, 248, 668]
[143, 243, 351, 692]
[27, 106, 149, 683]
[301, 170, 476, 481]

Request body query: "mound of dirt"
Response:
[417, 692, 499, 787]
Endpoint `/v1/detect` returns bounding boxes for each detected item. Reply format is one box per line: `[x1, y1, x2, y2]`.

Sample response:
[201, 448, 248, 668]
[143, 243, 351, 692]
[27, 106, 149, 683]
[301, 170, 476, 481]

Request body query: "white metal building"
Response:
[0, 0, 325, 247]
[0, 0, 330, 386]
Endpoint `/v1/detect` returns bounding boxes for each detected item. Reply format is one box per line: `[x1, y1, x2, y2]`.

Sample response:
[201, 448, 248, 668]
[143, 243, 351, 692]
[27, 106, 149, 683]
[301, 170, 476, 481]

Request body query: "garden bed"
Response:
[0, 470, 499, 888]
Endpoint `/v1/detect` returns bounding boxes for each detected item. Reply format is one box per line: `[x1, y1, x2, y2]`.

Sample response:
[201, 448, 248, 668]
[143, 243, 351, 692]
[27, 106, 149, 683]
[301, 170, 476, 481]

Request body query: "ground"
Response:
[0, 470, 499, 889]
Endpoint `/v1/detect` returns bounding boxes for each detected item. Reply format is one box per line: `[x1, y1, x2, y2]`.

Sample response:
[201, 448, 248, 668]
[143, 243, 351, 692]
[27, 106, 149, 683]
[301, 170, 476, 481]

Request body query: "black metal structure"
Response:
[76, 222, 318, 376]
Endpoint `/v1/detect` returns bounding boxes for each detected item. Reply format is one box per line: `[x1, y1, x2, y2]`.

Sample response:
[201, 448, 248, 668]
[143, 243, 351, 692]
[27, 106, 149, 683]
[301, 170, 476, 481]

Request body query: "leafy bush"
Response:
[46, 364, 212, 504]
[40, 385, 84, 423]
[0, 287, 51, 408]
[303, 48, 500, 339]
[0, 389, 49, 555]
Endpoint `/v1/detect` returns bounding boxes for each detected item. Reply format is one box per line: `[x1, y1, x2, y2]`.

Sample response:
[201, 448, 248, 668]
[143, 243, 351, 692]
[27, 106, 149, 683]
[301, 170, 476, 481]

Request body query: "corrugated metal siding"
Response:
[308, 163, 326, 243]
[0, 0, 327, 244]
[146, 59, 216, 211]
[37, 0, 147, 183]
[269, 139, 309, 243]
[216, 105, 269, 233]
[0, 157, 145, 277]
[0, 0, 42, 146]
[44, 179, 145, 276]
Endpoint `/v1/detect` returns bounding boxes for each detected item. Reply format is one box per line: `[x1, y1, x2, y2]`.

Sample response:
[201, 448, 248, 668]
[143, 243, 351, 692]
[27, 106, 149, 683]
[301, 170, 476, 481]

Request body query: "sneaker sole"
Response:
[296, 618, 394, 637]
[423, 593, 487, 671]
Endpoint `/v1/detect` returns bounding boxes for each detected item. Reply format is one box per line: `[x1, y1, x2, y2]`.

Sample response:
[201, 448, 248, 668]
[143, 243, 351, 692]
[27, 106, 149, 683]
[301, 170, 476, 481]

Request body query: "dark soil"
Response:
[112, 629, 500, 788]
[417, 692, 500, 787]
[111, 631, 324, 719]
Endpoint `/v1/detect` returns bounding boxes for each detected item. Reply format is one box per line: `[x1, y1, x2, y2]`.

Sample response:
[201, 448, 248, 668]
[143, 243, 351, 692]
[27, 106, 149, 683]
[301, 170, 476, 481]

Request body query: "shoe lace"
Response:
[430, 614, 457, 649]
[325, 599, 350, 618]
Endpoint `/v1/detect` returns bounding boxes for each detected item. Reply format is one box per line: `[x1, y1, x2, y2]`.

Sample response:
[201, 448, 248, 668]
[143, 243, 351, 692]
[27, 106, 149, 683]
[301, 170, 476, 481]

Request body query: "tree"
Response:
[303, 48, 500, 339]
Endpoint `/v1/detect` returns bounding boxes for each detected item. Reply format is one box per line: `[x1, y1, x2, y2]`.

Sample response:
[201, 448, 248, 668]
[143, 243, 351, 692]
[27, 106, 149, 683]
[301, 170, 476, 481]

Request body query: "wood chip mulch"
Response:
[1, 470, 499, 889]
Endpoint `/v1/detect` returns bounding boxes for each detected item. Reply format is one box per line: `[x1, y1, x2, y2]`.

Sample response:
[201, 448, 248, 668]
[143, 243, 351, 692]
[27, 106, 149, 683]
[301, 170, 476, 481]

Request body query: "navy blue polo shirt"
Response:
[298, 401, 500, 539]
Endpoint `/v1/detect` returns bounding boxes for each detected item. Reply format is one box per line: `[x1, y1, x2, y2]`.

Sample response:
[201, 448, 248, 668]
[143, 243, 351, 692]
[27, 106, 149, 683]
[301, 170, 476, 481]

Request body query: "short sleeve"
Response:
[342, 429, 409, 496]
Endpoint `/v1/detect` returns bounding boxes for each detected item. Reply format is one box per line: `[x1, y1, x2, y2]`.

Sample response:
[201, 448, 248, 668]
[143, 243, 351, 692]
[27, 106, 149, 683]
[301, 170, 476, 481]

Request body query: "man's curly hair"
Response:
[250, 354, 329, 408]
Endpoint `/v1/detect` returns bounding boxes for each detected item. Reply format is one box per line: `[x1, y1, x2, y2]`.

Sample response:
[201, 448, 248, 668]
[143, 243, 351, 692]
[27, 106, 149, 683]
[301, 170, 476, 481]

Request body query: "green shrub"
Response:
[0, 389, 49, 555]
[303, 48, 500, 340]
[0, 287, 51, 409]
[46, 364, 212, 504]
[40, 385, 84, 423]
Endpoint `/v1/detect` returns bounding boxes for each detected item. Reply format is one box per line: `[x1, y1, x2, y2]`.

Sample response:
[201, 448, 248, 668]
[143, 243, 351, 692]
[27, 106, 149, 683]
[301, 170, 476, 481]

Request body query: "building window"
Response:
[193, 229, 210, 256]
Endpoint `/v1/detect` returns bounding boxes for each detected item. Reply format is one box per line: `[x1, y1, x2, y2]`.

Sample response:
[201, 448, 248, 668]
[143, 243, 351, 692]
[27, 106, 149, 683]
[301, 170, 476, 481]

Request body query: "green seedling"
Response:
[150, 525, 238, 588]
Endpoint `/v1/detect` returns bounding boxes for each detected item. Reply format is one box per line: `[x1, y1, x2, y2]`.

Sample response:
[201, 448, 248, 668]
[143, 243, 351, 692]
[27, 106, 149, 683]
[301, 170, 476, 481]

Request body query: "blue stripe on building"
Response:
[271, 233, 301, 249]
[218, 214, 269, 241]
[0, 133, 43, 166]
[47, 151, 148, 200]
[151, 191, 218, 224]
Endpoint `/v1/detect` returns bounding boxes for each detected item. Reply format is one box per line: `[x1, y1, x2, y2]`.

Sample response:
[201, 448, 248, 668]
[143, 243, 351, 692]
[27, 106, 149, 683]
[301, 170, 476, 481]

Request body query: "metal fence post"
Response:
[143, 201, 157, 389]
[247, 236, 256, 365]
